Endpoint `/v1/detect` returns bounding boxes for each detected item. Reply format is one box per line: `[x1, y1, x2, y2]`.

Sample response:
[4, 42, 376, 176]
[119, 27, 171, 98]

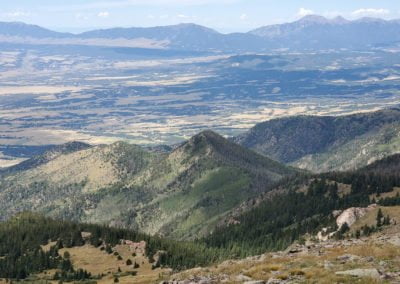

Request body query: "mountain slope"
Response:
[234, 108, 400, 173]
[199, 152, 400, 259]
[0, 141, 91, 175]
[0, 21, 266, 52]
[0, 21, 71, 38]
[2, 16, 400, 51]
[79, 23, 266, 51]
[0, 212, 228, 282]
[359, 153, 400, 176]
[249, 15, 400, 50]
[0, 131, 295, 239]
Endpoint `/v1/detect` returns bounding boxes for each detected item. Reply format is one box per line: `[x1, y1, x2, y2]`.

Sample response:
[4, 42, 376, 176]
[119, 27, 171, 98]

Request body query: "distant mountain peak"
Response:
[181, 130, 226, 154]
[296, 15, 350, 25]
[331, 16, 349, 24]
[297, 15, 329, 24]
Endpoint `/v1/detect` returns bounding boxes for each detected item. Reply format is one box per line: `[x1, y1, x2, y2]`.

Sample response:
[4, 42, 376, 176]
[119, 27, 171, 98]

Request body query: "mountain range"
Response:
[1, 15, 400, 51]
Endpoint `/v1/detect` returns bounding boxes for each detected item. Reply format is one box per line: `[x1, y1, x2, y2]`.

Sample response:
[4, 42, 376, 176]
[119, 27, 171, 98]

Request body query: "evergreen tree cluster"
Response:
[0, 212, 228, 279]
[0, 213, 91, 280]
[202, 172, 399, 257]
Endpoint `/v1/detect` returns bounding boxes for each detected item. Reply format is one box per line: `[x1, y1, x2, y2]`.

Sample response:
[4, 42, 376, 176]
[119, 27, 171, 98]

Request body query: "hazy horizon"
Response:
[1, 0, 399, 33]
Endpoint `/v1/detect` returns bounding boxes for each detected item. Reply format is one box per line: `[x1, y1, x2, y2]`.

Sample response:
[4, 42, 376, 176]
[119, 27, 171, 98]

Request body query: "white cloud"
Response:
[240, 13, 248, 21]
[177, 14, 189, 19]
[297, 8, 314, 18]
[352, 8, 390, 17]
[3, 11, 31, 18]
[97, 11, 110, 18]
[75, 13, 89, 21]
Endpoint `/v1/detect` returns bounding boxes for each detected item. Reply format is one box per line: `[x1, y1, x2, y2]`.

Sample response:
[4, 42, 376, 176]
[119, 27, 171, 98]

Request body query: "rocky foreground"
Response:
[162, 230, 400, 284]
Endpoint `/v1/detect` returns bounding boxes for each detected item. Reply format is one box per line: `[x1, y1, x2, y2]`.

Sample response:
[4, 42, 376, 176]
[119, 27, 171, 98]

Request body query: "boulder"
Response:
[236, 274, 253, 281]
[336, 254, 360, 262]
[335, 268, 381, 279]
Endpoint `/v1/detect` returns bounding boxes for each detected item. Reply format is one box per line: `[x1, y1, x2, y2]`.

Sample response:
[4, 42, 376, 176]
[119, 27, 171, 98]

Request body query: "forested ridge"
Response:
[2, 138, 400, 281]
[0, 131, 296, 240]
[234, 108, 400, 173]
[3, 160, 400, 281]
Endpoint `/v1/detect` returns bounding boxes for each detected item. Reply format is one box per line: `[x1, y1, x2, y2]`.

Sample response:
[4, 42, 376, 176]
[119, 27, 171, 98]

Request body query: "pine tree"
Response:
[377, 209, 383, 227]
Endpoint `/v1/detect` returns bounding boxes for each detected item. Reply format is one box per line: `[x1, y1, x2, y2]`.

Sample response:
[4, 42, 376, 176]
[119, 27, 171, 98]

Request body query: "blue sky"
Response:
[1, 0, 399, 33]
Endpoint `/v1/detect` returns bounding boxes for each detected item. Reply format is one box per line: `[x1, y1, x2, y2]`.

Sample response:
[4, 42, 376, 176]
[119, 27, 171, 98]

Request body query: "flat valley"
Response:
[2, 40, 400, 166]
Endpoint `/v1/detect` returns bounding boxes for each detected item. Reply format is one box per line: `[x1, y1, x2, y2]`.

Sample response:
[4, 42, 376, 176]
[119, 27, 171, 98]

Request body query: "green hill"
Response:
[0, 131, 295, 240]
[234, 108, 400, 172]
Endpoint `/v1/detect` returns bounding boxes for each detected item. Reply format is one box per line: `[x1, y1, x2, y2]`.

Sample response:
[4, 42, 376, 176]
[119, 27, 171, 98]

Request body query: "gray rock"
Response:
[364, 256, 374, 262]
[335, 268, 381, 279]
[236, 274, 253, 281]
[336, 254, 360, 262]
[324, 260, 333, 269]
[388, 236, 400, 246]
[244, 281, 265, 284]
[379, 260, 387, 267]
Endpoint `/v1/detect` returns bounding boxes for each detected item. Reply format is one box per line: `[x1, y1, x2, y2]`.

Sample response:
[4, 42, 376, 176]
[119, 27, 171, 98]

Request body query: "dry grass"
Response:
[370, 187, 400, 201]
[351, 206, 400, 233]
[172, 240, 400, 283]
[57, 244, 169, 283]
[347, 244, 400, 259]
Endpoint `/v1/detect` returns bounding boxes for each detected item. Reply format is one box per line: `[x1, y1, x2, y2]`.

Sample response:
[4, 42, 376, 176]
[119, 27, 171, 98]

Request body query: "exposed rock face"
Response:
[336, 204, 377, 228]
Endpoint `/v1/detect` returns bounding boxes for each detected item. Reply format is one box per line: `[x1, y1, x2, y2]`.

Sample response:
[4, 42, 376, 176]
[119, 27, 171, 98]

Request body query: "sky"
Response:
[1, 0, 400, 33]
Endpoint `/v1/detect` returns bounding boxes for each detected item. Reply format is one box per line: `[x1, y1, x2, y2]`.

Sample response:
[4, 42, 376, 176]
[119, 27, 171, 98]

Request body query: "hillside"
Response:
[0, 141, 91, 175]
[360, 153, 400, 176]
[79, 23, 266, 52]
[0, 131, 295, 240]
[170, 227, 400, 283]
[0, 21, 71, 38]
[234, 108, 400, 173]
[0, 213, 229, 283]
[1, 143, 400, 283]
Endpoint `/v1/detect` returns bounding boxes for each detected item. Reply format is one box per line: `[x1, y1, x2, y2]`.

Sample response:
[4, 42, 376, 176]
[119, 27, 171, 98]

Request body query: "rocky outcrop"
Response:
[336, 204, 377, 228]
